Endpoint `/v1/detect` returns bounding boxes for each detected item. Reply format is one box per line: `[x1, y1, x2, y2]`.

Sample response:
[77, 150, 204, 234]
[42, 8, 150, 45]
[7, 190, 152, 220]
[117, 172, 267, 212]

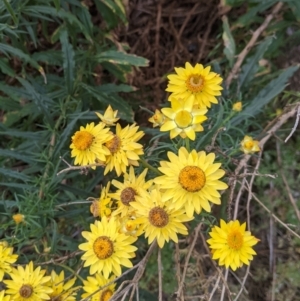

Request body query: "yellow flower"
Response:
[118, 212, 144, 237]
[166, 62, 223, 109]
[154, 147, 228, 218]
[12, 213, 25, 224]
[148, 109, 167, 127]
[70, 122, 112, 167]
[111, 167, 153, 218]
[78, 216, 137, 278]
[207, 219, 259, 271]
[232, 101, 242, 112]
[96, 105, 119, 126]
[0, 243, 18, 281]
[4, 261, 52, 301]
[160, 96, 207, 140]
[90, 182, 113, 219]
[46, 270, 77, 301]
[0, 290, 11, 301]
[82, 273, 116, 301]
[240, 135, 260, 154]
[104, 123, 144, 176]
[130, 187, 193, 248]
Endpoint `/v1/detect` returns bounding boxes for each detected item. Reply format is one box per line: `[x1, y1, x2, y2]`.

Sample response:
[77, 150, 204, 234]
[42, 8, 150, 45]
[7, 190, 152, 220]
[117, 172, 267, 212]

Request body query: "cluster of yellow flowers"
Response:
[1, 62, 261, 300]
[66, 61, 261, 298]
[0, 241, 115, 301]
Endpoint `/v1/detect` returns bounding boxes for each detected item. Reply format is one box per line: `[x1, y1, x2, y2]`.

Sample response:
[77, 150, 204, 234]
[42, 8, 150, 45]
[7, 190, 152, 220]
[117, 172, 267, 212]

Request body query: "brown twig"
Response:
[225, 2, 284, 88]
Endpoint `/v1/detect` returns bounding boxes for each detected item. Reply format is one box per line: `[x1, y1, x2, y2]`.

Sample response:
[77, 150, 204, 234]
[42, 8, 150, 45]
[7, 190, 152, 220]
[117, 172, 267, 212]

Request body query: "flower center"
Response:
[245, 141, 254, 149]
[186, 74, 204, 93]
[19, 284, 33, 298]
[120, 187, 137, 206]
[100, 289, 114, 301]
[227, 229, 244, 250]
[178, 166, 206, 192]
[105, 135, 121, 154]
[93, 236, 114, 259]
[174, 110, 193, 128]
[72, 131, 94, 150]
[149, 207, 169, 228]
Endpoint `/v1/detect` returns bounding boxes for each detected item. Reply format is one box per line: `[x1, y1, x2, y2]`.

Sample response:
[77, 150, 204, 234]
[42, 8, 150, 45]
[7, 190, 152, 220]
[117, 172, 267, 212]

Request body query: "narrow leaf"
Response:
[231, 66, 299, 126]
[96, 50, 149, 66]
[59, 29, 75, 95]
[239, 37, 272, 88]
[222, 16, 236, 67]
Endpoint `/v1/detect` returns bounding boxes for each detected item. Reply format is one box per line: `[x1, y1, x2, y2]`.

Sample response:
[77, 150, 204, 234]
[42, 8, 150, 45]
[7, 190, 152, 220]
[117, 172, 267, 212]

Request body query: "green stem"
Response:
[139, 158, 162, 175]
[185, 137, 190, 152]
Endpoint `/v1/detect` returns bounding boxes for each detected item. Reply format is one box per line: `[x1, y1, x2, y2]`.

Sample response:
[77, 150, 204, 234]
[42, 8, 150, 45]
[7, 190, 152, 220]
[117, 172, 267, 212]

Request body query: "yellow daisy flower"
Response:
[46, 270, 77, 301]
[118, 212, 144, 237]
[110, 167, 153, 218]
[0, 290, 11, 301]
[240, 135, 260, 154]
[0, 242, 18, 281]
[12, 213, 25, 224]
[154, 147, 228, 218]
[160, 96, 207, 140]
[104, 123, 145, 176]
[78, 216, 137, 278]
[207, 219, 260, 271]
[70, 122, 112, 167]
[148, 109, 168, 127]
[96, 105, 119, 126]
[232, 101, 242, 112]
[90, 182, 113, 219]
[166, 62, 223, 109]
[82, 273, 116, 301]
[130, 187, 193, 248]
[4, 261, 52, 301]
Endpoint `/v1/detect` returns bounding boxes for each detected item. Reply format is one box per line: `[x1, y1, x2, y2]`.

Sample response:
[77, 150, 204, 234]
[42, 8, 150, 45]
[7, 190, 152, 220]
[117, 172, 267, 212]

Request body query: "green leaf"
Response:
[95, 0, 126, 29]
[59, 29, 75, 95]
[231, 65, 299, 126]
[0, 148, 36, 164]
[0, 57, 15, 76]
[0, 168, 31, 182]
[96, 83, 136, 93]
[239, 37, 273, 88]
[285, 0, 300, 21]
[236, 1, 277, 27]
[16, 77, 53, 121]
[3, 0, 18, 26]
[0, 43, 44, 74]
[96, 50, 149, 66]
[81, 83, 134, 122]
[53, 0, 60, 11]
[222, 16, 236, 67]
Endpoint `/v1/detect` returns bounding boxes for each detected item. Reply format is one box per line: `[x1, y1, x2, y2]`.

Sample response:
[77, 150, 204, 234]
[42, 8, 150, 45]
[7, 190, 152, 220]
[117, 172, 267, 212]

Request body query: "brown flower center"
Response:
[186, 74, 204, 93]
[120, 187, 137, 206]
[105, 135, 121, 154]
[100, 289, 114, 301]
[149, 207, 169, 228]
[93, 236, 114, 259]
[178, 166, 206, 192]
[227, 229, 244, 250]
[19, 284, 33, 298]
[72, 131, 94, 150]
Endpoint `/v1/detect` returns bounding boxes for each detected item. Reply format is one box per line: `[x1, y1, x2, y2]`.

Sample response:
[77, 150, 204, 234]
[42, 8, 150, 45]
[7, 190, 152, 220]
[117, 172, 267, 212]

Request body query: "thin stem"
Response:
[139, 157, 162, 175]
[185, 137, 190, 152]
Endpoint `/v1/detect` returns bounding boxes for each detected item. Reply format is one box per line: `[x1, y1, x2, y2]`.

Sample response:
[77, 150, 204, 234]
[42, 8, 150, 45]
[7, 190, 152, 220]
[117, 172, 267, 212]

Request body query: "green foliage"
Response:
[0, 0, 148, 255]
